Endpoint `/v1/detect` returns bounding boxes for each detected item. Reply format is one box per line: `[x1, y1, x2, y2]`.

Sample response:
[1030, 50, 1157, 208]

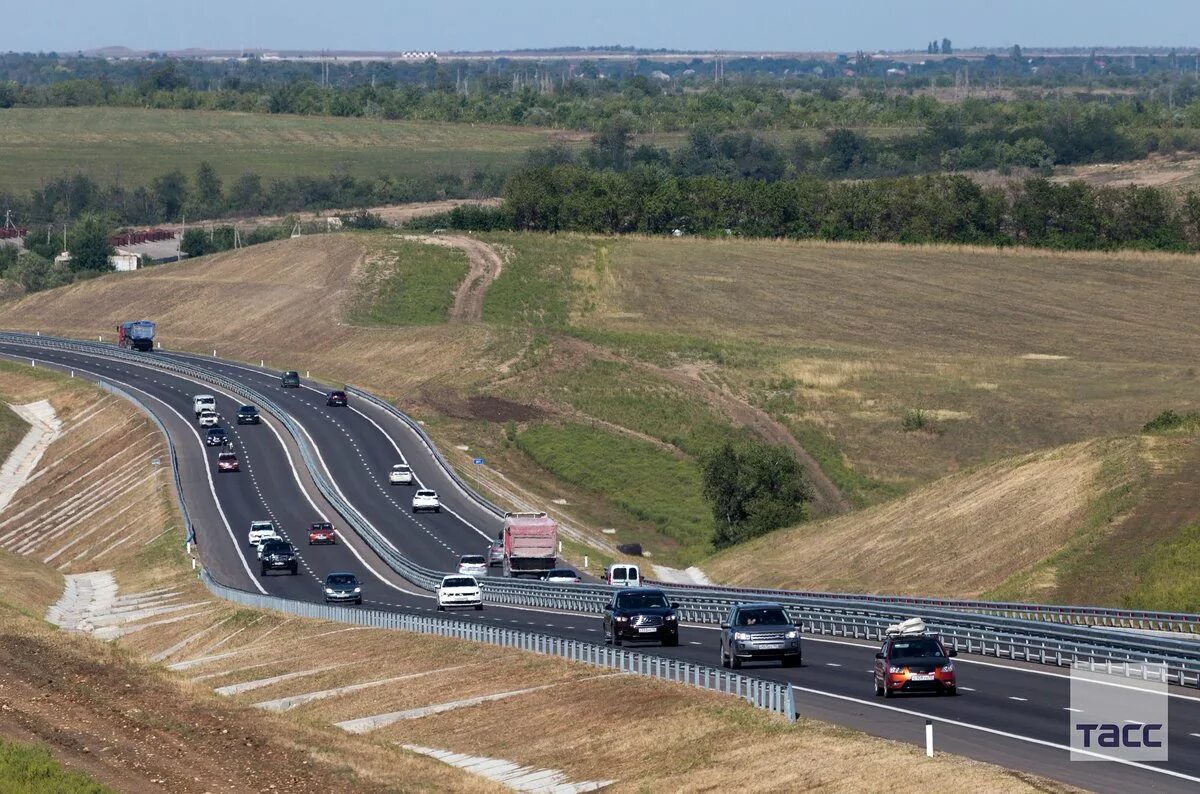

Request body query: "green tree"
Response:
[941, 38, 952, 55]
[702, 440, 811, 548]
[68, 214, 114, 273]
[192, 161, 224, 218]
[587, 118, 633, 172]
[152, 169, 189, 221]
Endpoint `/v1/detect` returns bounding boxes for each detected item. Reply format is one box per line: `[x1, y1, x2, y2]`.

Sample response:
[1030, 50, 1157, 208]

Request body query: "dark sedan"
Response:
[205, 427, 229, 446]
[236, 405, 261, 424]
[603, 588, 679, 647]
[326, 390, 348, 407]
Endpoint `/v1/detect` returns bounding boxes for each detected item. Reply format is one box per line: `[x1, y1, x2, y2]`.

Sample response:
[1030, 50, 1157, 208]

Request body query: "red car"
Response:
[217, 451, 240, 472]
[308, 522, 337, 545]
[874, 624, 958, 697]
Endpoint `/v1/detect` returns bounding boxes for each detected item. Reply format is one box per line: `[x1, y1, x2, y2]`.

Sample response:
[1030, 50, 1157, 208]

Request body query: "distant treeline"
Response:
[424, 167, 1200, 252]
[5, 53, 1200, 140]
[0, 163, 500, 228]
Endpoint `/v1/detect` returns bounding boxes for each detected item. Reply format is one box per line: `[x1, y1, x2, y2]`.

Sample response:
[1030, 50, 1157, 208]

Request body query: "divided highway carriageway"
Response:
[3, 333, 1200, 793]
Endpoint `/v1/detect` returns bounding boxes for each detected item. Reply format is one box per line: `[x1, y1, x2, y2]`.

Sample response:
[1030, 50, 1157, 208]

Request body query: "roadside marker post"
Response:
[926, 720, 934, 757]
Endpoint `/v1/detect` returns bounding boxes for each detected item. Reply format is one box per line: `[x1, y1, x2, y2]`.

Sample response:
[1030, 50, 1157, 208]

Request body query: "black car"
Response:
[280, 370, 300, 388]
[260, 540, 298, 576]
[204, 427, 229, 446]
[719, 603, 802, 669]
[603, 588, 679, 647]
[236, 405, 261, 425]
[324, 572, 362, 604]
[326, 390, 347, 407]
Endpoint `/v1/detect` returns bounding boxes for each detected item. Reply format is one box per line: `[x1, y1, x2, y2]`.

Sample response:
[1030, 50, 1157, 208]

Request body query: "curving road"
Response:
[3, 340, 1200, 793]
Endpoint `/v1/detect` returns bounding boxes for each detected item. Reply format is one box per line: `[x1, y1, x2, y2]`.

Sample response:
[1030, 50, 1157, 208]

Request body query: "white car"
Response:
[193, 394, 216, 417]
[457, 554, 488, 576]
[437, 575, 483, 611]
[247, 520, 280, 548]
[542, 568, 582, 584]
[198, 410, 219, 427]
[388, 463, 414, 485]
[412, 489, 440, 513]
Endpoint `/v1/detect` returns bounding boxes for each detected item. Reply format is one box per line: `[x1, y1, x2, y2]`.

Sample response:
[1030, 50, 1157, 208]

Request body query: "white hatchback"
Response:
[388, 463, 414, 485]
[437, 575, 483, 610]
[247, 520, 280, 547]
[412, 489, 440, 513]
[198, 410, 219, 427]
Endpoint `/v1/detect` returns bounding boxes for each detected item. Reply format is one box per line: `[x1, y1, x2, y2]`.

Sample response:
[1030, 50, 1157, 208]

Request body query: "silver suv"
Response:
[719, 603, 802, 669]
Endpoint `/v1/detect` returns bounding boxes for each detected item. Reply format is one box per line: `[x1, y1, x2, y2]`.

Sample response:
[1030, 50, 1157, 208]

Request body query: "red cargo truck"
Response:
[502, 512, 558, 578]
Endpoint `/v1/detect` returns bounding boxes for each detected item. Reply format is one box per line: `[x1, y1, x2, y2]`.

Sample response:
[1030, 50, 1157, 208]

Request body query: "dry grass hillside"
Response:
[0, 235, 505, 397]
[705, 438, 1124, 597]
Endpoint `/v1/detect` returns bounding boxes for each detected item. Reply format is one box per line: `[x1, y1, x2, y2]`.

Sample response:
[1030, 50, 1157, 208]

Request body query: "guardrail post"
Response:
[785, 685, 797, 722]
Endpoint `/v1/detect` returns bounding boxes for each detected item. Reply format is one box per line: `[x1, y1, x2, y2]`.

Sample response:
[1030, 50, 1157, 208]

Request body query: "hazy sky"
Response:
[6, 0, 1199, 53]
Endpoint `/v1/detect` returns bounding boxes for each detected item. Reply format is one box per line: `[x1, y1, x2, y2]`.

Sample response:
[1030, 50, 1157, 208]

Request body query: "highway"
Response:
[4, 339, 1200, 793]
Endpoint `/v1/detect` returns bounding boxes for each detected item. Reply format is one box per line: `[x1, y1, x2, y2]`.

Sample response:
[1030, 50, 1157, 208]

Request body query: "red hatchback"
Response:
[217, 451, 240, 472]
[874, 632, 958, 697]
[308, 522, 337, 545]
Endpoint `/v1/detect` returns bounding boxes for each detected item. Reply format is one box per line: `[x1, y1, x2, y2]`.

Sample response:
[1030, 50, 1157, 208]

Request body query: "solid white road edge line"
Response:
[789, 684, 1200, 784]
[164, 353, 493, 539]
[7, 355, 266, 595]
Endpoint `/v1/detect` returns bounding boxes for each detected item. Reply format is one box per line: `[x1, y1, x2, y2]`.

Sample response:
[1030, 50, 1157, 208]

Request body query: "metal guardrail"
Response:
[5, 332, 1200, 689]
[157, 345, 1200, 638]
[346, 380, 1200, 638]
[200, 568, 796, 720]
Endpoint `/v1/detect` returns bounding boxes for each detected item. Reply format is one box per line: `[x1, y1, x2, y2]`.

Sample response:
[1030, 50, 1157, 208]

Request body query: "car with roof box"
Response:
[873, 618, 957, 697]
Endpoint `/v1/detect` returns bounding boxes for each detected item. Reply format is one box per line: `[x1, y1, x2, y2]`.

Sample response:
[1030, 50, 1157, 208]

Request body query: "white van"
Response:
[193, 394, 216, 417]
[604, 563, 642, 588]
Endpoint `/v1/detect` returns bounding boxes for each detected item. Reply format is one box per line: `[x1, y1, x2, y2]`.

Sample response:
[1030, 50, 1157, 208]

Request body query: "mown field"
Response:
[0, 107, 575, 191]
[6, 230, 1200, 602]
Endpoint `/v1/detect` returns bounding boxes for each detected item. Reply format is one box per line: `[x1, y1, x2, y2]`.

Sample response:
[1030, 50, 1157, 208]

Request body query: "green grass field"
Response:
[0, 740, 111, 794]
[347, 238, 470, 325]
[515, 422, 712, 561]
[0, 107, 572, 191]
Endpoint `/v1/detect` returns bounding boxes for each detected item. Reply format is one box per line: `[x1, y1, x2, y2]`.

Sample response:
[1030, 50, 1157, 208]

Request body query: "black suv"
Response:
[236, 405, 261, 425]
[719, 603, 802, 669]
[324, 572, 362, 604]
[326, 390, 348, 407]
[280, 370, 300, 388]
[603, 588, 679, 646]
[259, 540, 298, 576]
[204, 427, 229, 447]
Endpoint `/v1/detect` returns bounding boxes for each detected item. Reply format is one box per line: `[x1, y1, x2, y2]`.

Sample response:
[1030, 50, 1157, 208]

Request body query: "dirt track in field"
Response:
[400, 234, 506, 324]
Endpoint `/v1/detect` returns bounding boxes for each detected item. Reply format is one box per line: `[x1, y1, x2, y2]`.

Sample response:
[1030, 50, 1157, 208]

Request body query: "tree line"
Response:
[6, 53, 1200, 141]
[0, 162, 500, 228]
[429, 165, 1200, 252]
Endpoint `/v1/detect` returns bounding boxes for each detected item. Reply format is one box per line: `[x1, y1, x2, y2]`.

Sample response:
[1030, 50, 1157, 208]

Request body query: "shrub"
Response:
[901, 409, 928, 432]
[1142, 409, 1200, 433]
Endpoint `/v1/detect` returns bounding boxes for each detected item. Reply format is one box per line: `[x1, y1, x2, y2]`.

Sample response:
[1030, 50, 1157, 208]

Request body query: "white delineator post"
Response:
[925, 719, 934, 757]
